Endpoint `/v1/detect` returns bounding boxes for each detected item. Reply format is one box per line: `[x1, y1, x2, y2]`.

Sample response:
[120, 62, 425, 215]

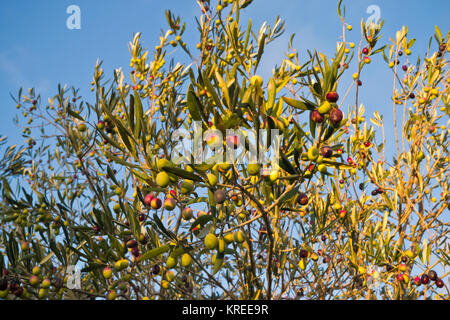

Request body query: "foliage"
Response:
[0, 0, 448, 300]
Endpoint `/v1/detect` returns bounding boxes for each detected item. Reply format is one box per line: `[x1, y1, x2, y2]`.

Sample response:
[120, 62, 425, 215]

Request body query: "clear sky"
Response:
[0, 0, 449, 148]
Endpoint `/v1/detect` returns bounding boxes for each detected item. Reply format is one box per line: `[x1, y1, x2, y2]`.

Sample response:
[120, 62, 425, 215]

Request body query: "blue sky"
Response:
[0, 0, 448, 148]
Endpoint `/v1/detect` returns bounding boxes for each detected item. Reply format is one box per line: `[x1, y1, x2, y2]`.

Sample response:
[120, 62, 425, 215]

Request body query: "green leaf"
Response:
[212, 251, 225, 275]
[32, 242, 43, 263]
[123, 202, 139, 238]
[309, 118, 316, 139]
[267, 78, 276, 112]
[213, 109, 226, 133]
[292, 120, 312, 143]
[214, 68, 231, 108]
[187, 84, 205, 122]
[129, 94, 135, 134]
[138, 244, 171, 262]
[279, 151, 298, 174]
[171, 245, 192, 258]
[312, 81, 322, 97]
[6, 233, 18, 267]
[49, 239, 64, 264]
[104, 150, 141, 169]
[282, 96, 314, 111]
[133, 91, 143, 139]
[107, 165, 119, 186]
[67, 245, 89, 260]
[202, 69, 223, 110]
[39, 253, 54, 266]
[0, 255, 4, 275]
[337, 0, 343, 18]
[407, 38, 416, 49]
[67, 106, 85, 121]
[130, 168, 151, 185]
[321, 159, 352, 170]
[322, 125, 336, 142]
[115, 121, 137, 159]
[100, 206, 114, 236]
[189, 214, 214, 231]
[274, 98, 284, 118]
[98, 129, 127, 153]
[330, 43, 346, 89]
[153, 213, 177, 240]
[319, 52, 332, 94]
[382, 210, 389, 233]
[277, 186, 299, 206]
[421, 238, 428, 264]
[222, 111, 241, 129]
[371, 45, 387, 55]
[186, 197, 207, 205]
[435, 26, 442, 42]
[255, 33, 267, 71]
[162, 166, 203, 182]
[81, 263, 105, 273]
[192, 163, 215, 172]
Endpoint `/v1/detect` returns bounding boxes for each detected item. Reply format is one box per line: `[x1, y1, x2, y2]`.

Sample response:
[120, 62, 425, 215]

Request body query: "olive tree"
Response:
[0, 0, 448, 300]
